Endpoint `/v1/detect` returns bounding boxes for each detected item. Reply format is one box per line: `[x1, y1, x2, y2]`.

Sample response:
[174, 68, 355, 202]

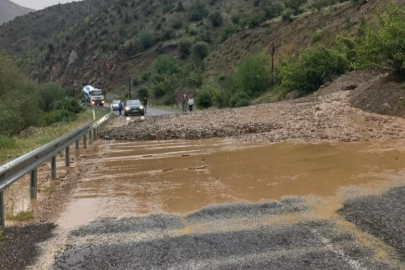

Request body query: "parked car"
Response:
[111, 100, 121, 111]
[124, 100, 145, 116]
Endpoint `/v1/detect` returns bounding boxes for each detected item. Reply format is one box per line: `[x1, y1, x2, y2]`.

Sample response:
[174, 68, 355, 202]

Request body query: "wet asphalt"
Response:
[52, 199, 400, 270]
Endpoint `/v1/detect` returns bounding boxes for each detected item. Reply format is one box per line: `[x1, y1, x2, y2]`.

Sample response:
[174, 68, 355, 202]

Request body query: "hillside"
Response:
[0, 0, 33, 25]
[1, 0, 405, 103]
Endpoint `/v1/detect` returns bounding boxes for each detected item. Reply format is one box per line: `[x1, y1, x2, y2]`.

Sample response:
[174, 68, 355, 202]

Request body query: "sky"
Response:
[12, 0, 82, 10]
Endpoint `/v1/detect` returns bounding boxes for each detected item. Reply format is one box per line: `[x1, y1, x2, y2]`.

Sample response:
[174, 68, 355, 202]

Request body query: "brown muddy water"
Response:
[52, 138, 405, 229]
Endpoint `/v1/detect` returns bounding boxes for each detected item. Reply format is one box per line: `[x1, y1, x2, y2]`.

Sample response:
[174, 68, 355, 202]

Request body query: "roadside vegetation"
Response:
[0, 0, 363, 108]
[0, 53, 106, 165]
[194, 3, 405, 108]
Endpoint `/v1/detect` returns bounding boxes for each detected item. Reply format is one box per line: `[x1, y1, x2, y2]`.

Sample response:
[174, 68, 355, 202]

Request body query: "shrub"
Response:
[248, 11, 266, 28]
[219, 25, 237, 43]
[191, 42, 210, 62]
[189, 1, 209, 21]
[38, 83, 66, 112]
[154, 55, 180, 75]
[209, 11, 223, 27]
[138, 87, 149, 98]
[278, 46, 349, 93]
[137, 30, 155, 51]
[349, 5, 405, 75]
[178, 39, 193, 59]
[311, 29, 324, 44]
[235, 53, 271, 96]
[261, 1, 285, 20]
[0, 104, 25, 136]
[176, 1, 185, 12]
[54, 98, 83, 114]
[44, 109, 77, 126]
[230, 91, 251, 108]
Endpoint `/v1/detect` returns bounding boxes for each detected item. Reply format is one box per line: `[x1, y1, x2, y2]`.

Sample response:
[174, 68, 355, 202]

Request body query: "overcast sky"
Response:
[12, 0, 82, 10]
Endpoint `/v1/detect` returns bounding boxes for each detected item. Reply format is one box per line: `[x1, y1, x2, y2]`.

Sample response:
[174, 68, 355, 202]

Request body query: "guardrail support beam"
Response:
[30, 168, 37, 199]
[89, 131, 93, 145]
[65, 146, 70, 167]
[51, 156, 57, 180]
[0, 191, 4, 230]
[84, 134, 87, 149]
[75, 140, 80, 157]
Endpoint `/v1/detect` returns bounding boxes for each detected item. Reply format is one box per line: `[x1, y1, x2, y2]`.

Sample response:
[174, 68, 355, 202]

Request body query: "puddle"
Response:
[57, 138, 405, 229]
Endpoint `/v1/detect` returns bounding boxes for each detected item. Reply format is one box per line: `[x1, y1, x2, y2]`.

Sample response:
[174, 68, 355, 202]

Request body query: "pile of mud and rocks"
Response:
[103, 72, 405, 143]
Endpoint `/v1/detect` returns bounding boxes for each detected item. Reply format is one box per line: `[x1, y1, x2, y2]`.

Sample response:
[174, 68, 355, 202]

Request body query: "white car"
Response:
[110, 100, 121, 111]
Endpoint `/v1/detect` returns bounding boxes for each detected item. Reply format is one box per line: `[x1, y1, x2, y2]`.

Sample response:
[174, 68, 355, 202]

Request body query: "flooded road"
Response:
[56, 138, 405, 229]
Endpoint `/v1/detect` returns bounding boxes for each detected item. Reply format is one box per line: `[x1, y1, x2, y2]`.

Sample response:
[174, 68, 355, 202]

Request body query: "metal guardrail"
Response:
[0, 111, 113, 230]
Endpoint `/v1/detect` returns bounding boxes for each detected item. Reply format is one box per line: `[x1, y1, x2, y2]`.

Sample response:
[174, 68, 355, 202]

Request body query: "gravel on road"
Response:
[0, 223, 56, 270]
[52, 200, 397, 270]
[340, 186, 405, 261]
[103, 90, 405, 143]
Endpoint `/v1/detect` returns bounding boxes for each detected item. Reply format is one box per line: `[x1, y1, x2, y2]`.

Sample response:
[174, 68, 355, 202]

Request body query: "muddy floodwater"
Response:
[56, 138, 405, 229]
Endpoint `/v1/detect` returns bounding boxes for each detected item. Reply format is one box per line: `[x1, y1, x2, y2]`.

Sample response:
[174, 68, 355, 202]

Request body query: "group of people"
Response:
[181, 93, 194, 113]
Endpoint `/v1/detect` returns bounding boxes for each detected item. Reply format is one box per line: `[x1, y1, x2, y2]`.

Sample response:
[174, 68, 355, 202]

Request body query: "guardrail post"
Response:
[30, 168, 37, 199]
[51, 156, 57, 180]
[84, 134, 87, 149]
[75, 140, 80, 157]
[94, 128, 97, 140]
[89, 131, 93, 145]
[65, 146, 70, 167]
[0, 190, 4, 230]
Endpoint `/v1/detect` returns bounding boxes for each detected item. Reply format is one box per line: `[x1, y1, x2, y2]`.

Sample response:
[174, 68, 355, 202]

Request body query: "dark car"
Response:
[124, 100, 145, 116]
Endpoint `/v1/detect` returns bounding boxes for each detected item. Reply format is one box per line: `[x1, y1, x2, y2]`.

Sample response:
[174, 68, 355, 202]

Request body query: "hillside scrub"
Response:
[0, 53, 84, 137]
[278, 46, 349, 93]
[340, 5, 405, 75]
[277, 4, 405, 95]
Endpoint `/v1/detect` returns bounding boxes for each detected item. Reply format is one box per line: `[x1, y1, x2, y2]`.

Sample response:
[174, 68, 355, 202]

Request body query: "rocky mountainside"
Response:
[1, 0, 404, 100]
[0, 0, 33, 25]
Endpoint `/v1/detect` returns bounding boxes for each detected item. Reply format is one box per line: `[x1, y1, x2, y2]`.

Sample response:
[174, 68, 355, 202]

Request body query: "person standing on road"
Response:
[118, 101, 124, 116]
[181, 93, 188, 113]
[142, 96, 148, 114]
[188, 95, 194, 112]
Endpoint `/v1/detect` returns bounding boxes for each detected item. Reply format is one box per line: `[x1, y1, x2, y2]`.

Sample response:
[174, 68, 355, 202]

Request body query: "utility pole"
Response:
[128, 76, 132, 99]
[270, 42, 276, 86]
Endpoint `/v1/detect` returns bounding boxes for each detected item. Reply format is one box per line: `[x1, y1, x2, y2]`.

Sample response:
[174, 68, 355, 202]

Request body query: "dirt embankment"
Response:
[103, 72, 405, 143]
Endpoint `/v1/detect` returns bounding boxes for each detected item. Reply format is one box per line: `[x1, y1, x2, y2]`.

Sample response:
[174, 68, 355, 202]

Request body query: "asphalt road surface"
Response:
[27, 138, 405, 269]
[106, 104, 176, 117]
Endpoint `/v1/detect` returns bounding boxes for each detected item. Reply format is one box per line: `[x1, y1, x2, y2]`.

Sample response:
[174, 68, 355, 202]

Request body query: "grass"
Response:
[6, 210, 34, 222]
[252, 87, 290, 105]
[0, 109, 107, 165]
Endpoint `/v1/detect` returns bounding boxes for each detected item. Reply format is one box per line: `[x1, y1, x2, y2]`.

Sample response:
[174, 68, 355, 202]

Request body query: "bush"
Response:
[209, 11, 223, 27]
[191, 42, 210, 62]
[347, 5, 405, 75]
[154, 55, 180, 75]
[189, 1, 209, 21]
[44, 109, 77, 126]
[278, 46, 349, 93]
[137, 30, 155, 51]
[261, 1, 285, 20]
[0, 104, 25, 136]
[248, 11, 266, 28]
[38, 83, 66, 112]
[178, 39, 193, 59]
[219, 25, 237, 43]
[230, 91, 251, 108]
[138, 87, 149, 98]
[235, 53, 271, 96]
[54, 98, 83, 114]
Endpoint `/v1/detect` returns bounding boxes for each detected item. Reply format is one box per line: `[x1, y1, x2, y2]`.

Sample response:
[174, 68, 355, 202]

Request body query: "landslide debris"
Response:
[103, 88, 405, 143]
